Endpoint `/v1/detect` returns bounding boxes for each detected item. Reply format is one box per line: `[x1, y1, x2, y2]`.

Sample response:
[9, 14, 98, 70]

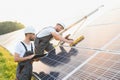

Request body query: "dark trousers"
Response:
[34, 37, 54, 55]
[16, 62, 32, 80]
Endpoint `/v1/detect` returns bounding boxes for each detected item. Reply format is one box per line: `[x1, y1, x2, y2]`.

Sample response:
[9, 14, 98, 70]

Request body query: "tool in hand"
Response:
[70, 35, 84, 46]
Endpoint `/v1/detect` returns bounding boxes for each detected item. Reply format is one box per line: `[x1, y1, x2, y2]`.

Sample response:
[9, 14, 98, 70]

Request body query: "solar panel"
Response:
[33, 36, 120, 80]
[67, 53, 120, 80]
[106, 38, 120, 52]
[33, 46, 95, 80]
[32, 9, 120, 80]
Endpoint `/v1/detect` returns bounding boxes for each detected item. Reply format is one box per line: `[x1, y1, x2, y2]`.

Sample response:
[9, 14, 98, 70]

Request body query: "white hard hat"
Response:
[57, 22, 66, 29]
[24, 26, 35, 34]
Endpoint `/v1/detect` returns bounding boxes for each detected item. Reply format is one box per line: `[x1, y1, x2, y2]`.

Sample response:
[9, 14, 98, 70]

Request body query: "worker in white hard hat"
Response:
[14, 26, 36, 80]
[34, 23, 73, 56]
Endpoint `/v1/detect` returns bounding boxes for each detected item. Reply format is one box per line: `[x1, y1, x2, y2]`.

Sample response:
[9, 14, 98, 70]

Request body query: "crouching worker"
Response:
[14, 26, 37, 80]
[34, 22, 73, 56]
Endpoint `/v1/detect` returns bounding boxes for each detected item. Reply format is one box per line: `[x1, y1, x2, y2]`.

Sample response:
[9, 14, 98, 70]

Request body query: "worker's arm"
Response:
[14, 53, 34, 62]
[51, 32, 73, 44]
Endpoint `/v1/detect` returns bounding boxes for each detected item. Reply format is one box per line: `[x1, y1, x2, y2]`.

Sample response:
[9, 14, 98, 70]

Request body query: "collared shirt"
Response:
[37, 26, 57, 38]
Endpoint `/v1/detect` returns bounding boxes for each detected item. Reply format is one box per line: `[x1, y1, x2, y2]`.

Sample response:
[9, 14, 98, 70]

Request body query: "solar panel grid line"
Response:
[83, 64, 106, 79]
[86, 75, 99, 80]
[99, 57, 120, 64]
[39, 51, 93, 79]
[71, 71, 89, 79]
[49, 53, 69, 59]
[93, 59, 106, 66]
[44, 57, 75, 69]
[32, 72, 41, 80]
[41, 57, 56, 64]
[89, 61, 119, 75]
[93, 56, 114, 67]
[57, 64, 81, 76]
[102, 70, 117, 79]
[110, 71, 120, 80]
[81, 71, 99, 79]
[39, 51, 94, 79]
[106, 37, 120, 52]
[51, 56, 65, 63]
[39, 70, 62, 80]
[89, 72, 99, 79]
[58, 71, 72, 80]
[95, 55, 113, 67]
[93, 68, 106, 76]
[46, 48, 79, 60]
[62, 53, 104, 79]
[89, 53, 120, 63]
[54, 66, 74, 75]
[43, 49, 92, 68]
[45, 69, 66, 80]
[83, 64, 98, 72]
[95, 62, 114, 71]
[78, 70, 96, 79]
[111, 55, 120, 61]
[87, 63, 106, 71]
[88, 57, 104, 64]
[40, 72, 54, 80]
[61, 45, 120, 54]
[68, 53, 120, 80]
[71, 55, 117, 78]
[87, 72, 101, 79]
[45, 74, 58, 80]
[50, 67, 68, 75]
[98, 55, 119, 68]
[64, 72, 86, 80]
[49, 50, 89, 63]
[42, 58, 57, 66]
[67, 53, 119, 79]
[40, 75, 48, 80]
[51, 53, 97, 79]
[97, 70, 114, 79]
[62, 50, 109, 79]
[41, 52, 73, 66]
[110, 62, 120, 71]
[100, 61, 118, 70]
[96, 54, 113, 60]
[63, 54, 91, 65]
[63, 34, 120, 80]
[69, 53, 92, 60]
[62, 52, 100, 80]
[96, 56, 118, 79]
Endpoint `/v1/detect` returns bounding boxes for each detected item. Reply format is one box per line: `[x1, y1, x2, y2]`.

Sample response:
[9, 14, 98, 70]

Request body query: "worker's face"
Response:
[26, 33, 35, 41]
[56, 25, 64, 32]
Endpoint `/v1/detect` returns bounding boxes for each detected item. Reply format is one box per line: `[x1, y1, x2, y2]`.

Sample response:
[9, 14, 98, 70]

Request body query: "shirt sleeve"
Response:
[14, 42, 23, 55]
[49, 27, 56, 33]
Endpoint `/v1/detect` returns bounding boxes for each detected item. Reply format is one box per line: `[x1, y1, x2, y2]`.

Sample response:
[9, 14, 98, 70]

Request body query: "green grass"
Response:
[0, 45, 17, 80]
[0, 21, 24, 35]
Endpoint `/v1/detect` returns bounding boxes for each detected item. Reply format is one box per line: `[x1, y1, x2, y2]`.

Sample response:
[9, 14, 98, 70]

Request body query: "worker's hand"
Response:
[33, 58, 40, 61]
[27, 54, 35, 59]
[68, 39, 74, 44]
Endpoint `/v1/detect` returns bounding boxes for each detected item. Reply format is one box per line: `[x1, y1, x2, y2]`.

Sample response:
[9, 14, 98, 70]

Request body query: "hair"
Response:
[56, 23, 64, 29]
[25, 33, 29, 36]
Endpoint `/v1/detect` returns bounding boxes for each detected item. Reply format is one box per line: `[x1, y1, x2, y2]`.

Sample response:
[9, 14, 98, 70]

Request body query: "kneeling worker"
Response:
[34, 23, 73, 55]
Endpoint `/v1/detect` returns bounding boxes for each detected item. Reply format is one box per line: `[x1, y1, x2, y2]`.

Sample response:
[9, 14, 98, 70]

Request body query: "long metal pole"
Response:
[60, 5, 104, 34]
